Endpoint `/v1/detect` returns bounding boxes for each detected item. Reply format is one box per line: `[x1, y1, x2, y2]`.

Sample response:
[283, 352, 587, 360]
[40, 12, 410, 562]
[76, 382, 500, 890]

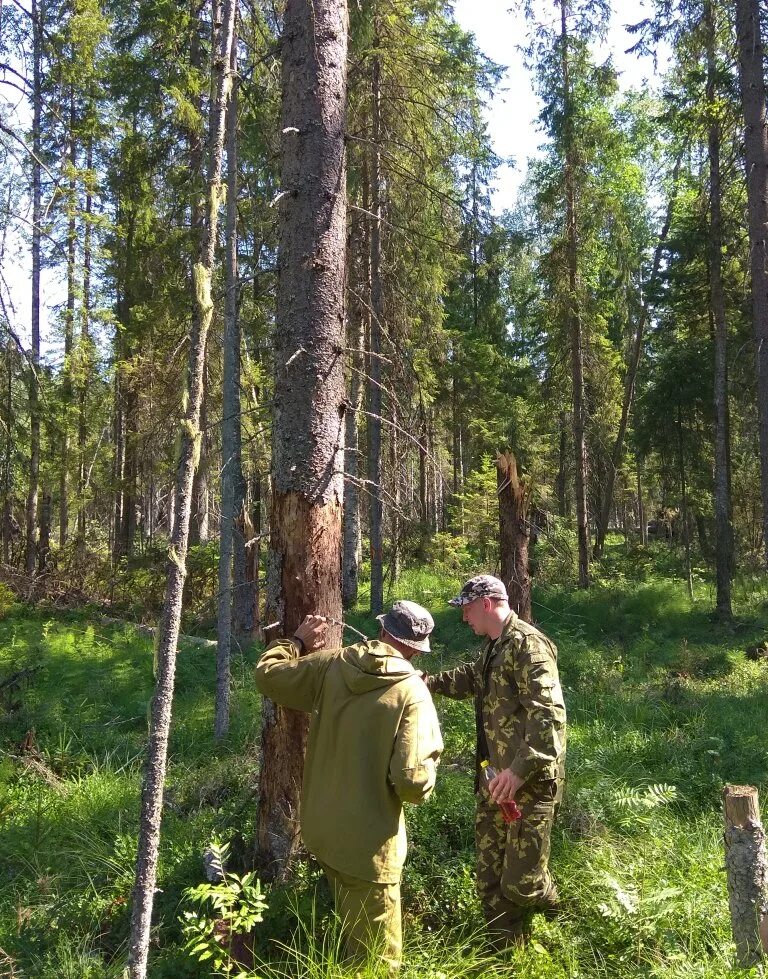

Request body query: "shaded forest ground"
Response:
[1, 542, 768, 977]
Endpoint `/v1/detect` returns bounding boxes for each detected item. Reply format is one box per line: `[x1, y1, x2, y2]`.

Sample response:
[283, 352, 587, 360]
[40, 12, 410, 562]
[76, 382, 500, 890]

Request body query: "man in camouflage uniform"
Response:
[425, 575, 566, 948]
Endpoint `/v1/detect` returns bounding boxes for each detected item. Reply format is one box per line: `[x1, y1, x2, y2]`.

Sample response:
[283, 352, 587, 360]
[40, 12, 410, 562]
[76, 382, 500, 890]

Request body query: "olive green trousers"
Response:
[318, 860, 402, 972]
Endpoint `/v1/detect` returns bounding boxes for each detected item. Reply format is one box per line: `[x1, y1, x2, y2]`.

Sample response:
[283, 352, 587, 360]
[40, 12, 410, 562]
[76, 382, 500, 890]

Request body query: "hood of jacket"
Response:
[338, 639, 417, 693]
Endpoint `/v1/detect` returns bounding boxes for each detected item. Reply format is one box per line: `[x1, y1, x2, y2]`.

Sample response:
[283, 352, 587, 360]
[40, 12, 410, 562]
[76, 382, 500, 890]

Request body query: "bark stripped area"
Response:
[258, 493, 343, 878]
[257, 0, 347, 882]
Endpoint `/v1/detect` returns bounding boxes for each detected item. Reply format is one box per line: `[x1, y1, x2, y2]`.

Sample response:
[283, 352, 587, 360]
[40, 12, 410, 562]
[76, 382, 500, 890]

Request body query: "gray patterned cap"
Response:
[448, 574, 509, 607]
[377, 600, 434, 652]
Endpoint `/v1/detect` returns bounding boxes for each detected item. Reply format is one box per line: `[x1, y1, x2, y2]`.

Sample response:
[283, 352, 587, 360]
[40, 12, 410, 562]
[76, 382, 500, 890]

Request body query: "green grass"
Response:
[1, 546, 767, 976]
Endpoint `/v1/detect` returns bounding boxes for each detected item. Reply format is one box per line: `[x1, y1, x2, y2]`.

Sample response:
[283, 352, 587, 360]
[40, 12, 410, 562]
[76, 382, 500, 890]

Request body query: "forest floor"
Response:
[1, 542, 768, 978]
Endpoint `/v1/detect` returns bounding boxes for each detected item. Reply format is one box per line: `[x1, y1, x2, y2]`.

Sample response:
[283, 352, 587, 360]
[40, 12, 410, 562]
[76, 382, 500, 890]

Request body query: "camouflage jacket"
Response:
[425, 611, 566, 787]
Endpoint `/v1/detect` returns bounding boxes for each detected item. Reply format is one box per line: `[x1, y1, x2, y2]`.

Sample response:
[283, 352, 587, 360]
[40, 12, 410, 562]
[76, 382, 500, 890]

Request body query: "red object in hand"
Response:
[480, 760, 522, 823]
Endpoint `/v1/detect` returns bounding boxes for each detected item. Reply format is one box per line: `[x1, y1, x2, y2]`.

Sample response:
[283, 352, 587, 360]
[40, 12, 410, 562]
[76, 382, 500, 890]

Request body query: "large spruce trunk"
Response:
[126, 0, 237, 973]
[736, 0, 768, 568]
[256, 0, 348, 881]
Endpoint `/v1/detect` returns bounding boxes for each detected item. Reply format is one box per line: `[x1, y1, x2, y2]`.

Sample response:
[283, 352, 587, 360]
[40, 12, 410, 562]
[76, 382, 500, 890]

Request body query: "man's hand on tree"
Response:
[293, 614, 328, 653]
[488, 767, 523, 805]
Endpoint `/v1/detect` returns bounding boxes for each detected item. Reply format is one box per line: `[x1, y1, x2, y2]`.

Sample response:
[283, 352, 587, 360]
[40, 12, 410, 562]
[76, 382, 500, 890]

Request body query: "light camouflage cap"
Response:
[448, 574, 509, 607]
[377, 599, 434, 652]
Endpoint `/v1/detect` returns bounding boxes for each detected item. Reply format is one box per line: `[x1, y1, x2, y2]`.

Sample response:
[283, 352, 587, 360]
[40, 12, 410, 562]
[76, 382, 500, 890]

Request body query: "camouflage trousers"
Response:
[318, 860, 402, 973]
[475, 778, 560, 947]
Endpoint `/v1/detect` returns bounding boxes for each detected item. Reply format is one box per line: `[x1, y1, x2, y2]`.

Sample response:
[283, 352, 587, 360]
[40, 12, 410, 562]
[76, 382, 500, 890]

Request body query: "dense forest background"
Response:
[4, 0, 768, 976]
[2, 0, 767, 627]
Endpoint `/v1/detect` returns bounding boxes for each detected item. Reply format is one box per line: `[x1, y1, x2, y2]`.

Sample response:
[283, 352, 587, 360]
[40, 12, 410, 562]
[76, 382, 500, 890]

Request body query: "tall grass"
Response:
[1, 550, 767, 976]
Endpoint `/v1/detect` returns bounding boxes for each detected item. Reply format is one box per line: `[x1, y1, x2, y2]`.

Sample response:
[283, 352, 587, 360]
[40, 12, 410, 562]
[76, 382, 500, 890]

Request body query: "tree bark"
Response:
[722, 785, 768, 966]
[342, 221, 364, 609]
[706, 0, 734, 620]
[60, 87, 77, 550]
[126, 1, 237, 973]
[256, 0, 347, 882]
[2, 347, 12, 565]
[560, 0, 589, 588]
[24, 0, 42, 577]
[736, 0, 768, 570]
[215, 22, 242, 740]
[677, 406, 693, 600]
[77, 139, 93, 563]
[368, 46, 384, 615]
[497, 451, 532, 624]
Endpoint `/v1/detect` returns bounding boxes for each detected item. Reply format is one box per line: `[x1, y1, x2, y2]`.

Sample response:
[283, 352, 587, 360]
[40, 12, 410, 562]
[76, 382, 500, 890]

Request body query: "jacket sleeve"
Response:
[389, 689, 443, 805]
[254, 639, 334, 712]
[507, 634, 566, 783]
[423, 662, 475, 700]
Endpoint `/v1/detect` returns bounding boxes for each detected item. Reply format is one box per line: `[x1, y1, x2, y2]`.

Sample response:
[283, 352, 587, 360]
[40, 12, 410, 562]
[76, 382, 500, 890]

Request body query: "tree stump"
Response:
[722, 784, 768, 966]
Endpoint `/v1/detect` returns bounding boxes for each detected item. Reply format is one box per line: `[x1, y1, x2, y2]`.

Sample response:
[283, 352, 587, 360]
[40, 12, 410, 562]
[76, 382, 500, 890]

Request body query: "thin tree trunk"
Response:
[215, 26, 240, 740]
[368, 46, 384, 615]
[77, 139, 93, 563]
[37, 488, 51, 574]
[497, 451, 532, 623]
[342, 219, 364, 609]
[677, 406, 693, 599]
[390, 405, 400, 584]
[706, 0, 734, 619]
[2, 346, 12, 565]
[419, 406, 428, 526]
[126, 1, 237, 973]
[594, 157, 681, 558]
[25, 0, 42, 577]
[560, 0, 589, 588]
[637, 459, 647, 546]
[257, 0, 347, 881]
[556, 410, 567, 518]
[452, 365, 464, 535]
[736, 0, 768, 570]
[60, 87, 77, 550]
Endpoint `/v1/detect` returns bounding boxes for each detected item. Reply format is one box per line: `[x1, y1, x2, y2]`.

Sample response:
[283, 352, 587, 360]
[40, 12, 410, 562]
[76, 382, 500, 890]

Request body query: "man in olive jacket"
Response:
[255, 600, 442, 971]
[425, 575, 566, 949]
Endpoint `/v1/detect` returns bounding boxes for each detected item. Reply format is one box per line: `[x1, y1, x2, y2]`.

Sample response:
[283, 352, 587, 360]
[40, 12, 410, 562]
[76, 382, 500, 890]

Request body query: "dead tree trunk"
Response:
[126, 1, 237, 974]
[256, 0, 347, 882]
[497, 451, 532, 624]
[736, 0, 768, 570]
[722, 785, 768, 966]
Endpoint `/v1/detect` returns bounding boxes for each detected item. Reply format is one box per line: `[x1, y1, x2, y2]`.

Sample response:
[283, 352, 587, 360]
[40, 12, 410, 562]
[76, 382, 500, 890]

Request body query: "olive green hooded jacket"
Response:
[255, 638, 443, 883]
